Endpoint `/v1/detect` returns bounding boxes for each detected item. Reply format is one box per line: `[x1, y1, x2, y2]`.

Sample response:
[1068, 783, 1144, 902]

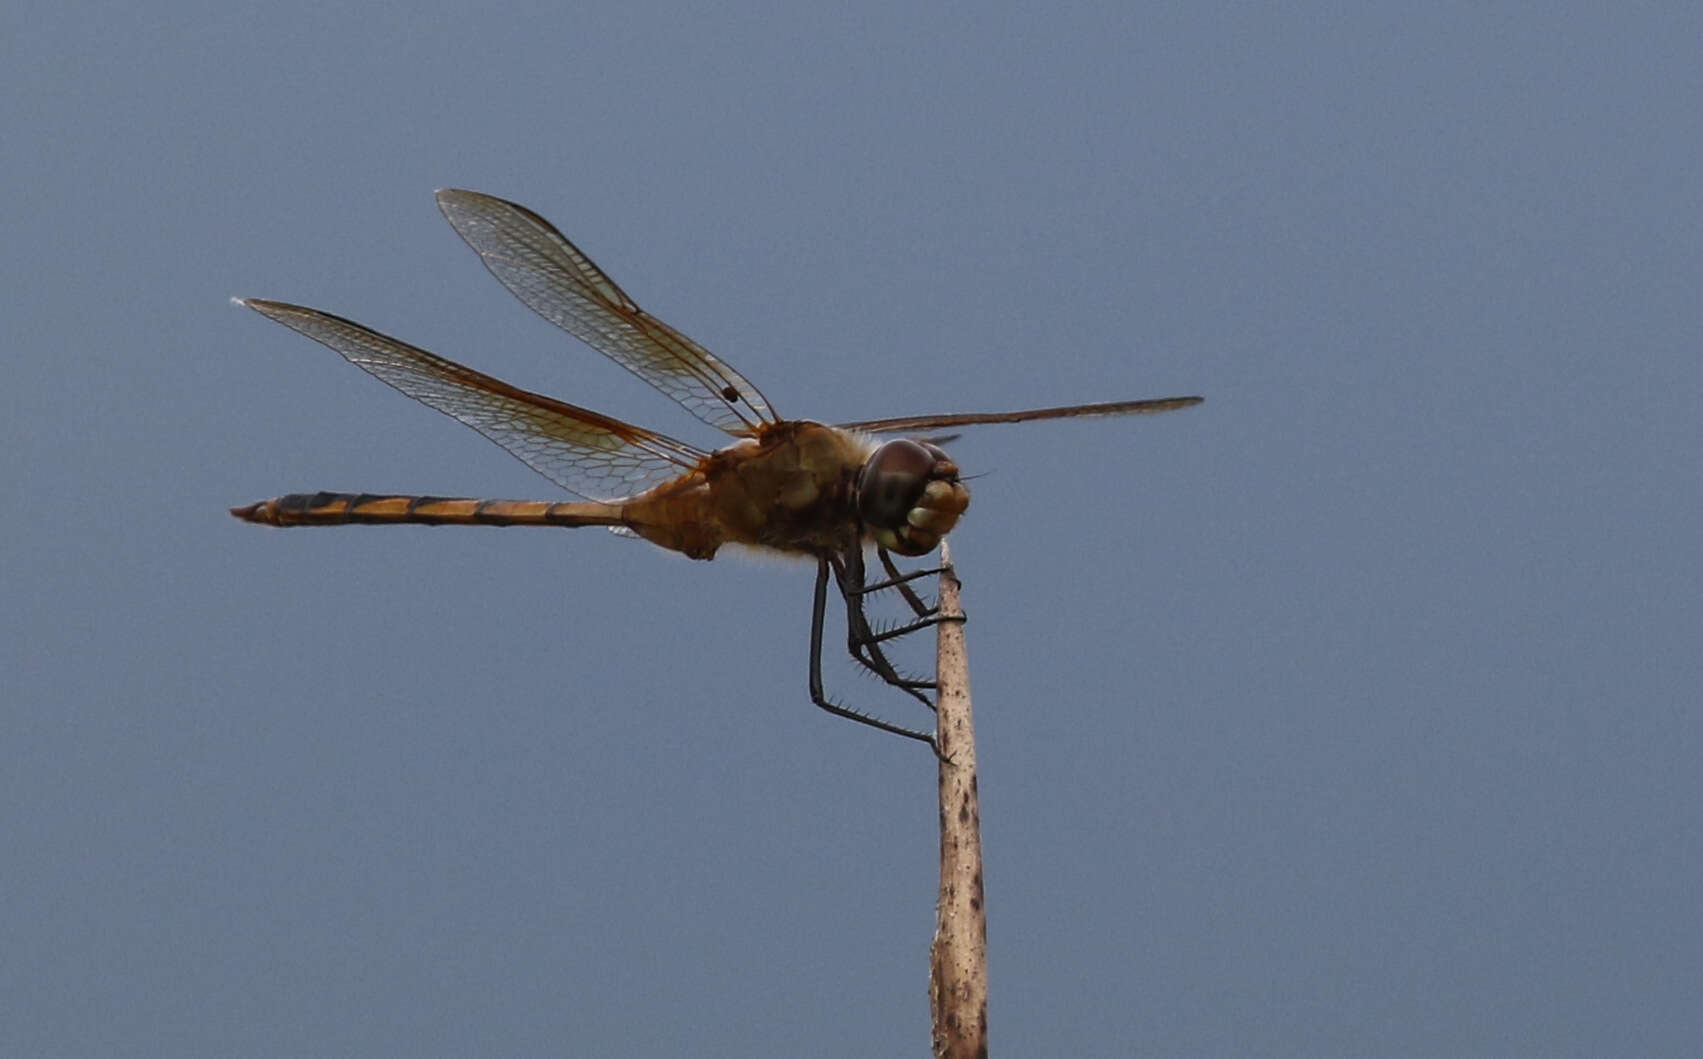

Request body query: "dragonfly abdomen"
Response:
[229, 492, 625, 529]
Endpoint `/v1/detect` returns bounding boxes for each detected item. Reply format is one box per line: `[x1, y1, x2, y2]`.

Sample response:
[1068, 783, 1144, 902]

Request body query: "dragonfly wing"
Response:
[838, 396, 1204, 434]
[238, 299, 707, 501]
[435, 189, 779, 436]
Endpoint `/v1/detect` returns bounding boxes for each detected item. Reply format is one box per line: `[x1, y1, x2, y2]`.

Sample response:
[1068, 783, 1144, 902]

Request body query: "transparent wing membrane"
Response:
[435, 188, 779, 436]
[837, 395, 1204, 434]
[238, 299, 705, 501]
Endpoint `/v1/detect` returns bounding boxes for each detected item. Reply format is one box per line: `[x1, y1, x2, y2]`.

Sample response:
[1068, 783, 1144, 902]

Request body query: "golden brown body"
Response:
[625, 420, 965, 560]
[231, 188, 1195, 747]
[234, 420, 971, 563]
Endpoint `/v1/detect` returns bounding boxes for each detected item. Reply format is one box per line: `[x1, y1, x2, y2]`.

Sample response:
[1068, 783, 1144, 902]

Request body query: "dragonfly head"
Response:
[856, 438, 970, 556]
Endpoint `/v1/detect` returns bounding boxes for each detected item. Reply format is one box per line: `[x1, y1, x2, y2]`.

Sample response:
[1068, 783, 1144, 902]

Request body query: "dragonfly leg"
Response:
[882, 546, 966, 636]
[850, 553, 941, 616]
[809, 557, 939, 751]
[848, 547, 966, 633]
[877, 547, 936, 618]
[832, 552, 954, 703]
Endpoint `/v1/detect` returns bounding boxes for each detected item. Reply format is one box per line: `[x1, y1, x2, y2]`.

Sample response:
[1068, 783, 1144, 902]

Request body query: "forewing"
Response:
[435, 189, 779, 436]
[238, 299, 707, 501]
[839, 395, 1204, 434]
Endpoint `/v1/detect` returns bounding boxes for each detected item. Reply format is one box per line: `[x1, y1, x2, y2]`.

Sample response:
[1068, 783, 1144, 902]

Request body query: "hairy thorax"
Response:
[622, 421, 872, 560]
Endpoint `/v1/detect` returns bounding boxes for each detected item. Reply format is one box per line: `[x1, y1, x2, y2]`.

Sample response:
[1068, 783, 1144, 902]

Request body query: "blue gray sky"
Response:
[5, 3, 1700, 1055]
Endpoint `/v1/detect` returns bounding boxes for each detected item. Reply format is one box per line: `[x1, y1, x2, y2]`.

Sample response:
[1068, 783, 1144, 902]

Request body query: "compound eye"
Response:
[857, 439, 936, 530]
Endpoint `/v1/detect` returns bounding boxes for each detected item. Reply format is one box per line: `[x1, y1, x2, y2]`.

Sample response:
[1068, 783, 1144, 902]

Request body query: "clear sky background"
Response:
[5, 3, 1699, 1056]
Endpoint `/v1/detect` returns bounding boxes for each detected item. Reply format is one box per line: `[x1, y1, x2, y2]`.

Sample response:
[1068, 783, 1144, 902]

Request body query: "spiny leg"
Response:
[832, 551, 949, 704]
[850, 547, 959, 628]
[852, 551, 940, 610]
[877, 546, 936, 619]
[807, 557, 938, 749]
[856, 548, 967, 690]
[875, 546, 966, 637]
[836, 551, 933, 696]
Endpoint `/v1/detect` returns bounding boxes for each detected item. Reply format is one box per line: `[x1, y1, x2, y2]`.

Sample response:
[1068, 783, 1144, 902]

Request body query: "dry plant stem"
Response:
[929, 540, 988, 1059]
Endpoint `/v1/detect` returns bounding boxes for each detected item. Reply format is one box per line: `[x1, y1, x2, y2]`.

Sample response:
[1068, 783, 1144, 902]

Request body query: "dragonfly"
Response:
[232, 189, 1202, 751]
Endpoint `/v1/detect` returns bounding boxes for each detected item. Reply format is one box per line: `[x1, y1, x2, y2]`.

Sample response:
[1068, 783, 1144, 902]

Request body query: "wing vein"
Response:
[237, 298, 705, 501]
[435, 189, 780, 436]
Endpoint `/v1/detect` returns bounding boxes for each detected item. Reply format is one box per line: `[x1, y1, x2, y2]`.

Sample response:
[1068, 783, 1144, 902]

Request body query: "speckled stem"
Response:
[929, 541, 988, 1059]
